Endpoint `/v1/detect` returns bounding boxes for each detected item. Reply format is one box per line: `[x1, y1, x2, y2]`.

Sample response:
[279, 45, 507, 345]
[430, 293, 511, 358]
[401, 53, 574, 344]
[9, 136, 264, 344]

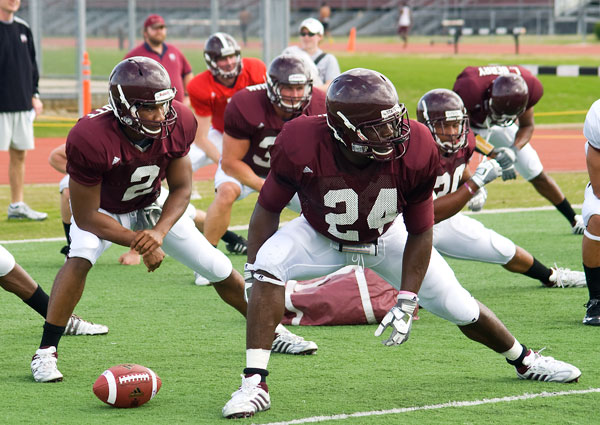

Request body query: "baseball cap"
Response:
[299, 18, 324, 36]
[144, 14, 165, 29]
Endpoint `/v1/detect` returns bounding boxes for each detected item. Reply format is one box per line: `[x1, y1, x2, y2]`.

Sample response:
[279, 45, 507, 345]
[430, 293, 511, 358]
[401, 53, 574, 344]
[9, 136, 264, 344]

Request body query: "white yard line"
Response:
[256, 388, 600, 425]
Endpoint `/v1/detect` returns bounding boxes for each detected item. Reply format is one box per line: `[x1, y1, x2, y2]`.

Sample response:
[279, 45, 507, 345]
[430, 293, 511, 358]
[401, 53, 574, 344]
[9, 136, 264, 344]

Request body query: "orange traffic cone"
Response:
[347, 27, 356, 52]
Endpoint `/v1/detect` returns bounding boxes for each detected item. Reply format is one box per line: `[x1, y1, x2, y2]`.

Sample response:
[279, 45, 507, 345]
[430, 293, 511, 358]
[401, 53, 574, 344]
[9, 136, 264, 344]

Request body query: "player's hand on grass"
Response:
[374, 291, 418, 346]
[142, 247, 165, 272]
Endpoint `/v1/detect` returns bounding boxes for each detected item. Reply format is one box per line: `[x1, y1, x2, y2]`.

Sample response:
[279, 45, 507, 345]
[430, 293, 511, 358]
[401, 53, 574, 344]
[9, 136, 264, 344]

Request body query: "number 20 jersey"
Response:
[259, 115, 440, 244]
[66, 101, 196, 214]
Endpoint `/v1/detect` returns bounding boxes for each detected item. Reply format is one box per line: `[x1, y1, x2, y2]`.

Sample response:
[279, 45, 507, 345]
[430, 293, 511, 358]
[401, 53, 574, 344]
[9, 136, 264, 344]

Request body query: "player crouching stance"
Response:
[222, 69, 580, 419]
[31, 57, 315, 383]
[416, 89, 586, 288]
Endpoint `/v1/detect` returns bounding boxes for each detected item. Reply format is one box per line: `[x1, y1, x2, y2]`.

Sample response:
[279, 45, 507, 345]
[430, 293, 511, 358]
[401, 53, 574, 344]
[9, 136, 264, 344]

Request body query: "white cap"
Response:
[299, 18, 324, 35]
[584, 99, 600, 150]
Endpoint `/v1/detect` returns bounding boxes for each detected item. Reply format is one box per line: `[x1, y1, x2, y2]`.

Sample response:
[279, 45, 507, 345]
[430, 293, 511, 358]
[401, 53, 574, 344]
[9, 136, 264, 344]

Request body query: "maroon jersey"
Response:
[433, 132, 476, 198]
[66, 101, 196, 214]
[224, 84, 326, 178]
[259, 115, 439, 243]
[453, 65, 544, 128]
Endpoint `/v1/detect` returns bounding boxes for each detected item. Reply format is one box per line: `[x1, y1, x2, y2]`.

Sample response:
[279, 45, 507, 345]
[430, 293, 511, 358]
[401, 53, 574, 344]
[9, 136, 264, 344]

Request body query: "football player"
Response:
[453, 65, 584, 234]
[202, 54, 326, 248]
[581, 99, 600, 325]
[417, 88, 585, 288]
[221, 69, 581, 419]
[1, 244, 107, 335]
[186, 32, 266, 256]
[31, 57, 316, 383]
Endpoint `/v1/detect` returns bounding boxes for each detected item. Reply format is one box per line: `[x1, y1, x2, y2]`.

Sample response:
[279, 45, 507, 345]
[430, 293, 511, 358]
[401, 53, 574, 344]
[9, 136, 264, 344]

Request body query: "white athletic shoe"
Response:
[271, 329, 318, 355]
[63, 315, 109, 335]
[548, 266, 587, 288]
[194, 272, 211, 286]
[572, 215, 585, 235]
[7, 203, 47, 221]
[222, 374, 270, 419]
[31, 346, 63, 383]
[516, 349, 581, 383]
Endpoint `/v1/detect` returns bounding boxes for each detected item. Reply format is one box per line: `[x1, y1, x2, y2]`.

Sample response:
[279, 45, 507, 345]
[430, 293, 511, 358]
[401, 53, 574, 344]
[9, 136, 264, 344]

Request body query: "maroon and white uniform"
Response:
[65, 102, 233, 282]
[215, 84, 326, 203]
[432, 131, 516, 264]
[453, 65, 545, 180]
[253, 115, 481, 326]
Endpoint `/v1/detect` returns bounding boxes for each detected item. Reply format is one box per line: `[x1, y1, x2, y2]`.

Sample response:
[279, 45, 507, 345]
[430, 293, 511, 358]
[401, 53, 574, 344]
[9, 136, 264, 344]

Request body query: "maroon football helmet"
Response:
[485, 74, 529, 126]
[108, 56, 177, 140]
[204, 32, 242, 79]
[326, 68, 410, 161]
[266, 55, 313, 114]
[416, 88, 469, 155]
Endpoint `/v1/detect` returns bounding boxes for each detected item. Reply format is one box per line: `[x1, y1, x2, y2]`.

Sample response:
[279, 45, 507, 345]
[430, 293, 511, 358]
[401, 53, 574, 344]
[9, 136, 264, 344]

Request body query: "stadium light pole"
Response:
[211, 0, 219, 34]
[128, 0, 136, 52]
[29, 0, 41, 75]
[261, 0, 290, 65]
[77, 0, 86, 117]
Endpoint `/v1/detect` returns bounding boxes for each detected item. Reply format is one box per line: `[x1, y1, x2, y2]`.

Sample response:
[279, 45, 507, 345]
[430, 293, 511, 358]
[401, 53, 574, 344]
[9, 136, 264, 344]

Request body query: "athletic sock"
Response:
[243, 368, 269, 382]
[23, 285, 49, 318]
[505, 343, 528, 367]
[583, 264, 600, 300]
[523, 258, 552, 285]
[40, 321, 65, 349]
[554, 198, 577, 224]
[62, 222, 71, 245]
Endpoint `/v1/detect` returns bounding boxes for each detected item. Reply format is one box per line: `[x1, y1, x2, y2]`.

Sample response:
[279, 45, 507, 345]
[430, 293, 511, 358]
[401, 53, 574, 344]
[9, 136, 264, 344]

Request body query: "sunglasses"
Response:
[150, 25, 166, 30]
[299, 31, 317, 37]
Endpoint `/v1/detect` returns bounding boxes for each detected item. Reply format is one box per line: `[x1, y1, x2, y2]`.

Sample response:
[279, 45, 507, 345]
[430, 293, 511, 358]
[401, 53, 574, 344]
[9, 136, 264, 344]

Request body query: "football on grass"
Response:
[93, 364, 161, 408]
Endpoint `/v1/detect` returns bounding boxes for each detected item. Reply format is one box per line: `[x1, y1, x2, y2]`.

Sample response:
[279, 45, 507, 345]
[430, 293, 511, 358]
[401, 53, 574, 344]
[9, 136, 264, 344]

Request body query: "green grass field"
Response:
[1, 35, 596, 424]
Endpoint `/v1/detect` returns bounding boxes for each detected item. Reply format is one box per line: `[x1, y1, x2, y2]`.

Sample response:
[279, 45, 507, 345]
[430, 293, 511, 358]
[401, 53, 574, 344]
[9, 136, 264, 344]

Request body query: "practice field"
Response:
[0, 209, 596, 425]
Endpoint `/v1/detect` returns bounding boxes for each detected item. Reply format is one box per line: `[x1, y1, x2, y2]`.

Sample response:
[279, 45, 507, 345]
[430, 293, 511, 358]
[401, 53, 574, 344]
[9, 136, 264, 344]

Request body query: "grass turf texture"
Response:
[0, 209, 594, 424]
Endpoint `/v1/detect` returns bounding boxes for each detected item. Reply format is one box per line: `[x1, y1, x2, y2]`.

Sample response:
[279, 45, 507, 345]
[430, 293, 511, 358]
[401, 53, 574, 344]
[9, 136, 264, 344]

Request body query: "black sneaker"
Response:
[583, 299, 600, 326]
[226, 236, 248, 255]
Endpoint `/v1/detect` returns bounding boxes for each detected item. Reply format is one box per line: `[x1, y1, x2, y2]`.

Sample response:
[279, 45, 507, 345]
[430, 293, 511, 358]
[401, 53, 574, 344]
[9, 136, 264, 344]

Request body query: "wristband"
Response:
[464, 182, 475, 195]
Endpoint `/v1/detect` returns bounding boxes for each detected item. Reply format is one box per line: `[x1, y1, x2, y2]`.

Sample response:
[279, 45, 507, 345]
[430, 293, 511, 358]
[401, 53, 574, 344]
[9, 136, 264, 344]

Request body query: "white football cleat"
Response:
[547, 266, 587, 288]
[31, 346, 63, 383]
[223, 374, 270, 419]
[516, 349, 581, 383]
[194, 272, 211, 286]
[63, 315, 109, 335]
[271, 329, 318, 355]
[572, 215, 585, 235]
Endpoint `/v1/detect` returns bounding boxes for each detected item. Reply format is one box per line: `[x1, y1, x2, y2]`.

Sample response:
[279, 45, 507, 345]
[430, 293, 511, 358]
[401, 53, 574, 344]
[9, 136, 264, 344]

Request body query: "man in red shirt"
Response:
[125, 14, 193, 106]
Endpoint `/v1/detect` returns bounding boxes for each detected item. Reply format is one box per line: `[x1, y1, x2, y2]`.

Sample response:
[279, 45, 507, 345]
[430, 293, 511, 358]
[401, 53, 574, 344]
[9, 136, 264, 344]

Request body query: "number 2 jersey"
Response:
[65, 101, 197, 214]
[223, 84, 326, 178]
[259, 115, 440, 244]
[433, 132, 476, 198]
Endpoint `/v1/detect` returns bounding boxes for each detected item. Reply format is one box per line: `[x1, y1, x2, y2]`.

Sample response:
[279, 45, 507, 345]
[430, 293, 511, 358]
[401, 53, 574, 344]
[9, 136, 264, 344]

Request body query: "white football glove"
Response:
[470, 159, 502, 188]
[493, 147, 517, 181]
[467, 187, 487, 212]
[374, 291, 418, 346]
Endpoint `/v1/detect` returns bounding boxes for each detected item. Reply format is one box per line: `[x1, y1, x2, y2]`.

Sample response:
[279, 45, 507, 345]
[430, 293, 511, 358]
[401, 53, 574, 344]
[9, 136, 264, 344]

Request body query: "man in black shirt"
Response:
[0, 0, 47, 220]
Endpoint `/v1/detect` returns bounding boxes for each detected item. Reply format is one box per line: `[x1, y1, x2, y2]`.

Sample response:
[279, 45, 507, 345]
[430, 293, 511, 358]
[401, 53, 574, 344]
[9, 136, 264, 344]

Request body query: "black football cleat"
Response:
[583, 299, 600, 326]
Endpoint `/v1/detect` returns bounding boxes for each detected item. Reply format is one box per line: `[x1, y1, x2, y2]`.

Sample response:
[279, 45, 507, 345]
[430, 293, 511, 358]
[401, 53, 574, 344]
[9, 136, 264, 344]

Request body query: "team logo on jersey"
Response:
[20, 33, 28, 43]
[303, 166, 313, 174]
[169, 53, 176, 61]
[112, 156, 121, 165]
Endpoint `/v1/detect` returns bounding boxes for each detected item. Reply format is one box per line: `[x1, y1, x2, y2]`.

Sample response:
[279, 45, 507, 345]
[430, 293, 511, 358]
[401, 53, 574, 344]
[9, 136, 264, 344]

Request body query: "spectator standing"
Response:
[397, 1, 412, 49]
[0, 0, 47, 220]
[125, 14, 193, 107]
[298, 17, 340, 91]
[239, 7, 251, 47]
[318, 2, 331, 40]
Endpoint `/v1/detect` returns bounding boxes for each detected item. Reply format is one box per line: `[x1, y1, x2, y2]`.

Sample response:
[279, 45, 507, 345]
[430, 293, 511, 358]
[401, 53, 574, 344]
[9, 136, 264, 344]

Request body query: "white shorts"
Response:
[0, 244, 16, 277]
[59, 175, 70, 193]
[188, 127, 223, 172]
[213, 160, 302, 212]
[0, 111, 35, 151]
[473, 124, 543, 181]
[69, 207, 232, 282]
[433, 213, 516, 265]
[254, 216, 480, 326]
[583, 182, 600, 227]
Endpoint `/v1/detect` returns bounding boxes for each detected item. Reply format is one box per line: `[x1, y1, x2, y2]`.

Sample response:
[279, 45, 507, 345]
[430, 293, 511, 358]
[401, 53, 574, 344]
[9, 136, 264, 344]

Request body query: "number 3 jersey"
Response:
[65, 101, 196, 214]
[223, 83, 326, 178]
[259, 115, 440, 244]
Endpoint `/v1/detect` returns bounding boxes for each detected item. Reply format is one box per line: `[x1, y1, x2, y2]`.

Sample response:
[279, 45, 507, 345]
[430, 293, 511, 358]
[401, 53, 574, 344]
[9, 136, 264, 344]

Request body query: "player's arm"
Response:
[433, 165, 477, 223]
[514, 106, 535, 150]
[48, 143, 67, 174]
[132, 155, 192, 255]
[221, 132, 264, 192]
[587, 144, 600, 198]
[69, 179, 137, 247]
[192, 113, 221, 163]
